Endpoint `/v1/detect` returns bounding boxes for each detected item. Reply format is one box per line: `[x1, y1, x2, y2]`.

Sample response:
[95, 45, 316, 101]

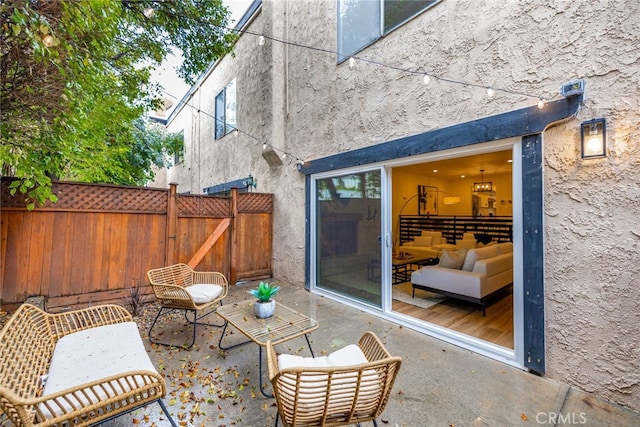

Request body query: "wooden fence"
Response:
[0, 178, 273, 312]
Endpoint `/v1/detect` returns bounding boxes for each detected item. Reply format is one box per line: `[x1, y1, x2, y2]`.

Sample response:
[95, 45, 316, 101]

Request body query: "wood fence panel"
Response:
[234, 193, 274, 281]
[174, 217, 230, 275]
[1, 179, 272, 312]
[3, 212, 21, 302]
[235, 212, 273, 280]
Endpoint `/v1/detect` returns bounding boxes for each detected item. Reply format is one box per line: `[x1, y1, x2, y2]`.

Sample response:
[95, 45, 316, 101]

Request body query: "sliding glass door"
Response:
[314, 169, 383, 307]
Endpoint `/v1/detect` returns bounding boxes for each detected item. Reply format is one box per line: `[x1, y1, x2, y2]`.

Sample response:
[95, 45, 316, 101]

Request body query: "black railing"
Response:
[399, 215, 513, 245]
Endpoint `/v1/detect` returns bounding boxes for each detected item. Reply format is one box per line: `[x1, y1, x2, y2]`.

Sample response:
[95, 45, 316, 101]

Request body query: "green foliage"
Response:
[248, 282, 281, 303]
[0, 0, 235, 206]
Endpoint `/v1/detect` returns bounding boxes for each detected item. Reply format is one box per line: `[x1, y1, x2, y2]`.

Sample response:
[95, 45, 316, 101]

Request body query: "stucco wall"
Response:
[154, 0, 639, 411]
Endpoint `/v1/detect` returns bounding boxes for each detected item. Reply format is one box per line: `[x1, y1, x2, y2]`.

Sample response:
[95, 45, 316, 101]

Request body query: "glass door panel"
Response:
[315, 170, 382, 307]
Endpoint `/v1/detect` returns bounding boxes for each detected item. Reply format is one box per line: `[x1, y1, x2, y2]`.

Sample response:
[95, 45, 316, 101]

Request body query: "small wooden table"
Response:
[217, 300, 319, 396]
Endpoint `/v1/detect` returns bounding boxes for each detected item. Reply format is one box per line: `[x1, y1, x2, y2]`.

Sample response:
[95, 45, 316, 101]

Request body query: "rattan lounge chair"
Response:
[266, 331, 402, 427]
[147, 263, 228, 349]
[0, 303, 176, 427]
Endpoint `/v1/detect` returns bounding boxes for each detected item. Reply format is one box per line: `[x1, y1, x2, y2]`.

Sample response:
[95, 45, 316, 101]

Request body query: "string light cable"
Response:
[155, 14, 570, 170]
[160, 89, 306, 168]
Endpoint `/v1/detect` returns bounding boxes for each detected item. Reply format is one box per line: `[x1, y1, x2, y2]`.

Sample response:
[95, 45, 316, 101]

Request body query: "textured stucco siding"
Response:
[153, 0, 640, 411]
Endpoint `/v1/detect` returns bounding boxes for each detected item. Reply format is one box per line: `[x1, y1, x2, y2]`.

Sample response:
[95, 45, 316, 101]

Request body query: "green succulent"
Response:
[248, 281, 280, 302]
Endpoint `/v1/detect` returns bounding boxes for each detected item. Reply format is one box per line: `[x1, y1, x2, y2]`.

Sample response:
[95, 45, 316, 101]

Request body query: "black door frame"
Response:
[299, 95, 583, 373]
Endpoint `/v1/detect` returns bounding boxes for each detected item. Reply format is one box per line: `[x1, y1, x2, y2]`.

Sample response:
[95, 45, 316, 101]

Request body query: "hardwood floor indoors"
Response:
[392, 285, 514, 349]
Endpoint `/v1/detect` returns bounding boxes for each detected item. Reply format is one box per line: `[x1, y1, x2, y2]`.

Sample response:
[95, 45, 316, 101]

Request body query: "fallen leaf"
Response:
[521, 413, 528, 421]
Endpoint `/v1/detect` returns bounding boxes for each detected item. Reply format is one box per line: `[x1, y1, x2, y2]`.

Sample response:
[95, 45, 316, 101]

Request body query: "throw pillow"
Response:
[456, 239, 477, 250]
[421, 231, 443, 245]
[461, 245, 500, 272]
[413, 236, 432, 247]
[438, 248, 467, 270]
[477, 241, 496, 248]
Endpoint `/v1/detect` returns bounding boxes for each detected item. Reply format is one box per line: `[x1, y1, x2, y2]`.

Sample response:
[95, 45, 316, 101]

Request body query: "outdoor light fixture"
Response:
[473, 170, 493, 192]
[581, 118, 607, 159]
[243, 174, 257, 190]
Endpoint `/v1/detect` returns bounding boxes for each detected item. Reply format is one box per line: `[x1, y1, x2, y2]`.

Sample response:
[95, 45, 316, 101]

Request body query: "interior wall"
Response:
[392, 168, 513, 221]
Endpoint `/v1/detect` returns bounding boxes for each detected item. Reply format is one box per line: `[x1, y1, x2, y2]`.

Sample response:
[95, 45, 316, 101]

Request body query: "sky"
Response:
[150, 1, 254, 116]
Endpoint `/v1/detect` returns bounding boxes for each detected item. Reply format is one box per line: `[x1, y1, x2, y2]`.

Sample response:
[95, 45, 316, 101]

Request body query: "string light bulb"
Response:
[158, 30, 558, 173]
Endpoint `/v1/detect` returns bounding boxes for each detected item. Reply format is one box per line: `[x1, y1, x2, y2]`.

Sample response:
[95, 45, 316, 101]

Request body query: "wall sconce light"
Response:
[581, 118, 606, 159]
[443, 196, 461, 205]
[243, 174, 257, 190]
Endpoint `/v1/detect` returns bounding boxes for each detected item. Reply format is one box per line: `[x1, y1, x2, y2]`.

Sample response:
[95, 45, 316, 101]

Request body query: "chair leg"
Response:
[274, 413, 279, 427]
[148, 307, 197, 349]
[184, 306, 225, 328]
[157, 399, 178, 427]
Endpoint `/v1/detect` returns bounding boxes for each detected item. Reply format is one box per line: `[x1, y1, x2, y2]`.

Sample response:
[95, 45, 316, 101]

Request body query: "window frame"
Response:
[214, 78, 237, 140]
[337, 0, 442, 63]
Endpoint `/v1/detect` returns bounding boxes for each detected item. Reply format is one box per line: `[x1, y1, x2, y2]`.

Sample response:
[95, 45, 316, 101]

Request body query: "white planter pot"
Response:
[254, 299, 276, 319]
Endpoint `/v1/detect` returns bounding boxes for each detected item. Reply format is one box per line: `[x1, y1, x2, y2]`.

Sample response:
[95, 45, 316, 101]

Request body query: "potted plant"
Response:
[249, 281, 280, 318]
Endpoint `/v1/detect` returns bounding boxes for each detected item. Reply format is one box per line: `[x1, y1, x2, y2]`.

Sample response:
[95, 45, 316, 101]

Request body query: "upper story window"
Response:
[337, 0, 441, 62]
[215, 78, 236, 139]
[174, 131, 185, 166]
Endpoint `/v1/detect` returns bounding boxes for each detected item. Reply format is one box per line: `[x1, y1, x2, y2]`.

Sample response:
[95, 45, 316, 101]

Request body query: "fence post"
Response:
[230, 188, 238, 285]
[166, 183, 178, 266]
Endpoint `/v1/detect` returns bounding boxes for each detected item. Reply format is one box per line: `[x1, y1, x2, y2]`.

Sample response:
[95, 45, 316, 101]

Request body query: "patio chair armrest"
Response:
[151, 283, 196, 305]
[266, 340, 279, 381]
[30, 370, 166, 424]
[192, 271, 228, 285]
[358, 331, 393, 362]
[50, 304, 133, 339]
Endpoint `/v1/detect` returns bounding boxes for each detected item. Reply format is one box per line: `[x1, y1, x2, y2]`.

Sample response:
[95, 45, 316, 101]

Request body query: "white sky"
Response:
[151, 1, 254, 114]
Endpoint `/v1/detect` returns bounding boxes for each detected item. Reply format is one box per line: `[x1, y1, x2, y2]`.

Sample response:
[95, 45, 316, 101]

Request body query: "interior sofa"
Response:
[398, 231, 455, 259]
[411, 242, 513, 315]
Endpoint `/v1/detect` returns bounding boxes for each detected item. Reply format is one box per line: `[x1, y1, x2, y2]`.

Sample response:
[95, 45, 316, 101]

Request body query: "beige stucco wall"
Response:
[153, 0, 640, 411]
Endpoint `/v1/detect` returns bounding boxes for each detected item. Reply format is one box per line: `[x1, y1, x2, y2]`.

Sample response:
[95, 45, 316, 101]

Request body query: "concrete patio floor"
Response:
[108, 279, 640, 427]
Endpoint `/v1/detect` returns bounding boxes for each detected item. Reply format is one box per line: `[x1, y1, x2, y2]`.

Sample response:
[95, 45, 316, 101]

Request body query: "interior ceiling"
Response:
[394, 150, 513, 180]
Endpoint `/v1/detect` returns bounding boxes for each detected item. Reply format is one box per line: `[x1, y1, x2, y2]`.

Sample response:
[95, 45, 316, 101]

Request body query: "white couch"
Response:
[410, 242, 513, 315]
[399, 231, 455, 259]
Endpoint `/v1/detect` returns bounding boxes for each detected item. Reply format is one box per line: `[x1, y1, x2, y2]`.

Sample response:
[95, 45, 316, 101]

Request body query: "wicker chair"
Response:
[266, 331, 402, 427]
[147, 263, 228, 349]
[0, 303, 176, 427]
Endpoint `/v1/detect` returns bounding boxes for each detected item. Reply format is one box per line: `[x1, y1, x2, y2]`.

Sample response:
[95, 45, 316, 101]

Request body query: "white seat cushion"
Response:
[42, 322, 157, 417]
[276, 344, 382, 418]
[185, 284, 223, 303]
[278, 344, 367, 370]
